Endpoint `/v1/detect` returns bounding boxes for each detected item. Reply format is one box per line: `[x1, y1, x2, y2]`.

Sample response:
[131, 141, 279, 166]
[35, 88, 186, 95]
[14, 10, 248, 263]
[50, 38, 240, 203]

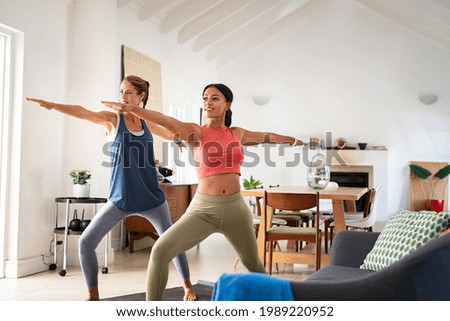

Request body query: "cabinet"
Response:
[125, 183, 197, 252]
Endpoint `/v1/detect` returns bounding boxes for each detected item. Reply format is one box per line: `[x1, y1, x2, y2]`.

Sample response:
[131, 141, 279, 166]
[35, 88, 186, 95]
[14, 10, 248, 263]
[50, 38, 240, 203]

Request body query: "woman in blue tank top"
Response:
[26, 75, 196, 301]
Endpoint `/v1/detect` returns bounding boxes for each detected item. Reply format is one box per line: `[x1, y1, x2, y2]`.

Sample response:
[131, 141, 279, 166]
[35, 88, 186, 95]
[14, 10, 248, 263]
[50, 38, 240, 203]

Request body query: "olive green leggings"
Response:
[146, 191, 266, 300]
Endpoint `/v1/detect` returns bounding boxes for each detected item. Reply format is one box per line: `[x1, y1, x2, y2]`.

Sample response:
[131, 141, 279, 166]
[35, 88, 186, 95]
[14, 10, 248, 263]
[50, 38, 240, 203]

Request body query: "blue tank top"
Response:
[108, 114, 165, 212]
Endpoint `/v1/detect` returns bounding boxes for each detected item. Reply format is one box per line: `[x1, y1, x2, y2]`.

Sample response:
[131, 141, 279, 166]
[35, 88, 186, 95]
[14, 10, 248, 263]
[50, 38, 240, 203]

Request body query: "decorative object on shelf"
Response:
[336, 137, 347, 149]
[70, 169, 91, 198]
[80, 209, 91, 231]
[69, 209, 82, 231]
[243, 175, 263, 190]
[358, 143, 367, 150]
[409, 163, 450, 212]
[309, 137, 320, 149]
[307, 139, 330, 190]
[72, 184, 90, 198]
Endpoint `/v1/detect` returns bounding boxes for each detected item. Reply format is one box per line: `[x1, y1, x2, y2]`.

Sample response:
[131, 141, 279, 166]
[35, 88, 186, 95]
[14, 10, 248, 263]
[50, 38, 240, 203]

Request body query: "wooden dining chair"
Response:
[263, 192, 321, 274]
[327, 186, 380, 248]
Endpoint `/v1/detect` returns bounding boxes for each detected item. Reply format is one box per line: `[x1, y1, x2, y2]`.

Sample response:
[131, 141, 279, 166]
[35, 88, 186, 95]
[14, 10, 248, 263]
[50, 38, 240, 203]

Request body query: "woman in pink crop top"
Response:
[103, 84, 305, 300]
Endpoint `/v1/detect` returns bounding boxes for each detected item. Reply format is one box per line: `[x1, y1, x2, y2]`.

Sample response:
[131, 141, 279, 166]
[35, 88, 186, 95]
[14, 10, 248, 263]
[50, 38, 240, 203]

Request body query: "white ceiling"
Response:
[118, 0, 450, 68]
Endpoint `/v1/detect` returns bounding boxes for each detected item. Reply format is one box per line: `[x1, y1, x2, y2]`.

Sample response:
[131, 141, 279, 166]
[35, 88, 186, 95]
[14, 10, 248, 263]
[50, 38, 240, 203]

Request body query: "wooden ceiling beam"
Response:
[139, 0, 179, 21]
[215, 0, 333, 68]
[178, 0, 246, 45]
[356, 0, 450, 52]
[193, 0, 285, 52]
[206, 1, 289, 61]
[160, 0, 221, 34]
[432, 0, 450, 12]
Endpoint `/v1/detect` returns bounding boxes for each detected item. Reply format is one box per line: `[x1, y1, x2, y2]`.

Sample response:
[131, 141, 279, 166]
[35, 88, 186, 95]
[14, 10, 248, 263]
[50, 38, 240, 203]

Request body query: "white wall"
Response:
[0, 0, 216, 278]
[1, 0, 449, 278]
[1, 0, 71, 277]
[218, 0, 450, 220]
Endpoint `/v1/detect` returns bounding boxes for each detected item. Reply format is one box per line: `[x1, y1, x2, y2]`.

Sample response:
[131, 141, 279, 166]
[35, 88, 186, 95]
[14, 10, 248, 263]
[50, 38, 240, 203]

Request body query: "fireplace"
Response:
[330, 165, 373, 212]
[327, 150, 388, 223]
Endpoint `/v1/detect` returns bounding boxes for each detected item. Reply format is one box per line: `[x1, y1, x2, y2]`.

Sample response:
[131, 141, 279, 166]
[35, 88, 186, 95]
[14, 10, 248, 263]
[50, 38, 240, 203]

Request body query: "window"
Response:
[0, 25, 10, 277]
[0, 24, 14, 278]
[1, 30, 10, 181]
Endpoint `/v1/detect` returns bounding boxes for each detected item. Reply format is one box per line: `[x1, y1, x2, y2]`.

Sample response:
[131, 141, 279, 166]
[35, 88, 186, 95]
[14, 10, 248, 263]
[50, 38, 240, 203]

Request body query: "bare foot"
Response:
[86, 286, 100, 301]
[183, 280, 197, 301]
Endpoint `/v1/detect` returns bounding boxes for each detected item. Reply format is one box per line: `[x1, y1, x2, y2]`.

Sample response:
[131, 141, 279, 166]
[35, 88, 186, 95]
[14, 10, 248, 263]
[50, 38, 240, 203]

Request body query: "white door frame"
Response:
[0, 24, 24, 278]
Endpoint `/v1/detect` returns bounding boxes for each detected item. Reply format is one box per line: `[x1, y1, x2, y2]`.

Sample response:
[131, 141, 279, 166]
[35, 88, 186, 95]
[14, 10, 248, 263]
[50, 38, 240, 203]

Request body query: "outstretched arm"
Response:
[102, 101, 202, 143]
[27, 98, 116, 132]
[148, 123, 180, 141]
[232, 127, 306, 146]
[147, 123, 187, 151]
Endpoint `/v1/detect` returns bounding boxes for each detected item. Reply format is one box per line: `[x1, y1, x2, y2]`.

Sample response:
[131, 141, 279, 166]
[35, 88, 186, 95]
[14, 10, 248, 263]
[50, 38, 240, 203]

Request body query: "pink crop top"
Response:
[194, 126, 244, 179]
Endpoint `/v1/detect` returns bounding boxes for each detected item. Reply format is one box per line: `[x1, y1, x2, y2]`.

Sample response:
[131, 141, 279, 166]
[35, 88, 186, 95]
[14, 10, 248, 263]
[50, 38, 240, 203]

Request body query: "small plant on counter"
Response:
[243, 175, 263, 190]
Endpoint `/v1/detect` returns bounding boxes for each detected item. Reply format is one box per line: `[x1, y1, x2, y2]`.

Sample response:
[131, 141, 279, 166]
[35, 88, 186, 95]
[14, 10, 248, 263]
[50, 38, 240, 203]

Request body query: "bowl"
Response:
[358, 143, 367, 150]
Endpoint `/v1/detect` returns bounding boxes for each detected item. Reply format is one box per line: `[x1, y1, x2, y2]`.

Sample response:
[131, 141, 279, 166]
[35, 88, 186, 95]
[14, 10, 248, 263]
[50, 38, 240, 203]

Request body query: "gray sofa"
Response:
[291, 230, 450, 300]
[212, 230, 450, 300]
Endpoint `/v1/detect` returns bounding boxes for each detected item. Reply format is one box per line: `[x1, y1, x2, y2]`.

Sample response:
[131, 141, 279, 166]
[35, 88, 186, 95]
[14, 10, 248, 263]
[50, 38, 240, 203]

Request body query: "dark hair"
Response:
[123, 75, 150, 108]
[203, 83, 233, 127]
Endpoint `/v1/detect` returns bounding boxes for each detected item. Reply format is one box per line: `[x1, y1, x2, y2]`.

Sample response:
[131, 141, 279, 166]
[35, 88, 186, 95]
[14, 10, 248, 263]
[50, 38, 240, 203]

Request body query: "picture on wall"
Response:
[121, 45, 164, 161]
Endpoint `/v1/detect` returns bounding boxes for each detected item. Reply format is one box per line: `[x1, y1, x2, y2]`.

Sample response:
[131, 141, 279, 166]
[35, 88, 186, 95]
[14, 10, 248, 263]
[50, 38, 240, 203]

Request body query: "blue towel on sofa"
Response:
[212, 273, 294, 301]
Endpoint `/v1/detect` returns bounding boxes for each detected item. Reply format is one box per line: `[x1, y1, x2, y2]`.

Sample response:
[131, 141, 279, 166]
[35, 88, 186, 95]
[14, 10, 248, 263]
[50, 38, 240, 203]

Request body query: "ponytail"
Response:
[225, 109, 232, 127]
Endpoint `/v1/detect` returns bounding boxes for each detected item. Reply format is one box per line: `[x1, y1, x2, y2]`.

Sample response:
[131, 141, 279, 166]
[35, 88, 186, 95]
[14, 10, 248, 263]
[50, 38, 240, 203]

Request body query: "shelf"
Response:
[54, 197, 107, 204]
[326, 147, 356, 150]
[54, 227, 82, 235]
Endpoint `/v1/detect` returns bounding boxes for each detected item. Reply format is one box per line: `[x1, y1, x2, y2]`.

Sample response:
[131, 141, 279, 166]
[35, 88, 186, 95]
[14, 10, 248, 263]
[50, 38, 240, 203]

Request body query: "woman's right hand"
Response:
[26, 98, 53, 110]
[101, 101, 137, 113]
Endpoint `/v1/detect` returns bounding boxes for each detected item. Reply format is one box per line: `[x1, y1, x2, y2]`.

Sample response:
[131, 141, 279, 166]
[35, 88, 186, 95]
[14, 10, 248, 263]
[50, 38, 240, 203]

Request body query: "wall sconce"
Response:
[252, 96, 271, 106]
[419, 94, 438, 105]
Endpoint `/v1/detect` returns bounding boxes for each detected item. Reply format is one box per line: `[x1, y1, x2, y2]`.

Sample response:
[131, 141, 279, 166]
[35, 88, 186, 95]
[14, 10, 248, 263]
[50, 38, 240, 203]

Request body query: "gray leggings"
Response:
[146, 192, 266, 300]
[78, 201, 190, 288]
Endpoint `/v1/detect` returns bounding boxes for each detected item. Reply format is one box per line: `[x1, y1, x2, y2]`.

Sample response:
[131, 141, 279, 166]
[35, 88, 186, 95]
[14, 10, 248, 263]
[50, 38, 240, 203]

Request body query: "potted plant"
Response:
[243, 175, 263, 190]
[70, 169, 91, 198]
[242, 176, 263, 217]
[409, 164, 450, 212]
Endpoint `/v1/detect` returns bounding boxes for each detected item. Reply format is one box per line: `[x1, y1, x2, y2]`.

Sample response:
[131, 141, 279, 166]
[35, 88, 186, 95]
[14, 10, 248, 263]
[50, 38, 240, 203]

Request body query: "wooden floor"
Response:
[0, 233, 318, 301]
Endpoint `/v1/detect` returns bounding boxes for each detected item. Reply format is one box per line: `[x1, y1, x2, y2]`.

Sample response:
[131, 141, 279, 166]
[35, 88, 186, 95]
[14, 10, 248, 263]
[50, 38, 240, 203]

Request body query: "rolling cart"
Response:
[52, 197, 108, 276]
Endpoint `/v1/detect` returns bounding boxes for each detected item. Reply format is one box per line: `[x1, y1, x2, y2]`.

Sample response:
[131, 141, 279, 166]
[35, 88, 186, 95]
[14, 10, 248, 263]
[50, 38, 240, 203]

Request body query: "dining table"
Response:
[242, 185, 369, 265]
